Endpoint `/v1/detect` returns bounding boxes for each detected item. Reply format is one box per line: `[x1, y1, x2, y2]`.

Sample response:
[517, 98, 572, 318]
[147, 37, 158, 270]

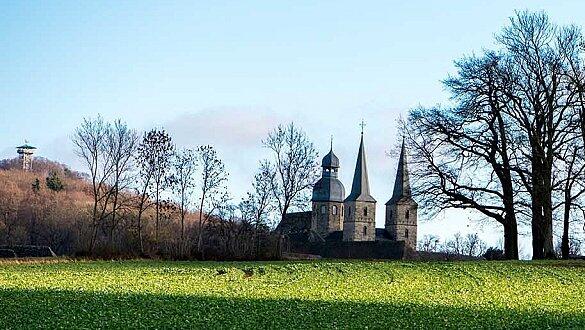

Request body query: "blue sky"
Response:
[2, 1, 584, 256]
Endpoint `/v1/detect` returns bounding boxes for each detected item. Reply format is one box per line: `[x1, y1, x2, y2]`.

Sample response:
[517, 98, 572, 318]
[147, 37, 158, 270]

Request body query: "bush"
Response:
[483, 247, 506, 260]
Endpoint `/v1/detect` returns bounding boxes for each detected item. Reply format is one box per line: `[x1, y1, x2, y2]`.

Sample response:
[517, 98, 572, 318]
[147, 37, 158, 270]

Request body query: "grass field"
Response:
[0, 260, 584, 329]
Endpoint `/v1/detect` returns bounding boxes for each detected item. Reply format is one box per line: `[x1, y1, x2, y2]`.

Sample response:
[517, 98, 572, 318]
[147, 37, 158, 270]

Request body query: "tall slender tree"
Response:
[72, 116, 116, 252]
[136, 129, 174, 250]
[263, 123, 319, 224]
[170, 148, 198, 253]
[196, 145, 228, 257]
[240, 160, 275, 258]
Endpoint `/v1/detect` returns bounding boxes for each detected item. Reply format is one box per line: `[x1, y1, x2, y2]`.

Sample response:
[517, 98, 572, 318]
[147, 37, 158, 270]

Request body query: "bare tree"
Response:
[72, 116, 116, 252]
[418, 235, 440, 253]
[442, 233, 464, 256]
[170, 148, 198, 253]
[196, 145, 228, 257]
[263, 123, 319, 224]
[463, 233, 488, 257]
[552, 143, 585, 259]
[105, 120, 138, 245]
[406, 11, 585, 259]
[403, 52, 521, 259]
[135, 129, 174, 252]
[240, 160, 275, 258]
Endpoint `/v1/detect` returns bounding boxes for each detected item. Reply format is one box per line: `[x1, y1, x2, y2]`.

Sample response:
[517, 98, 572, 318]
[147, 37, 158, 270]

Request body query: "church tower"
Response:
[311, 143, 345, 240]
[343, 130, 376, 241]
[385, 140, 418, 248]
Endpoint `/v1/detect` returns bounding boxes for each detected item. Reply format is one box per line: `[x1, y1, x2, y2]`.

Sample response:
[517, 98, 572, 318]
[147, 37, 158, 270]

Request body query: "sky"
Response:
[2, 1, 585, 257]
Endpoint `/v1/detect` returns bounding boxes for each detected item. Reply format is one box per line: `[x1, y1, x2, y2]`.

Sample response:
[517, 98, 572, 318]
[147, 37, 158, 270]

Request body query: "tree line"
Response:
[68, 118, 318, 259]
[403, 11, 585, 260]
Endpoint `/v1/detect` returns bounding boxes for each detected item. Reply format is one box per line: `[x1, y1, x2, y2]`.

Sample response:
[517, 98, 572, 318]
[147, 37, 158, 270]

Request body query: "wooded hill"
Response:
[0, 157, 275, 259]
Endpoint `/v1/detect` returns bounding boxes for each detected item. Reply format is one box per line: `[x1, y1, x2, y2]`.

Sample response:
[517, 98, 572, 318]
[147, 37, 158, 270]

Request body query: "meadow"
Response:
[0, 259, 583, 329]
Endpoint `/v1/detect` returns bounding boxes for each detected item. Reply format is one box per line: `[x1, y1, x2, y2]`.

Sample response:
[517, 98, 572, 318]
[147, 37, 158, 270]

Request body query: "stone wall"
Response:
[287, 240, 406, 259]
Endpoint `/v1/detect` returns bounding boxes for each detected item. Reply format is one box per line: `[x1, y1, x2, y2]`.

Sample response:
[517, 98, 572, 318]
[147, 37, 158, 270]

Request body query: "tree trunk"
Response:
[197, 194, 205, 259]
[542, 172, 556, 259]
[503, 212, 519, 260]
[561, 190, 571, 260]
[531, 196, 544, 259]
[155, 185, 160, 246]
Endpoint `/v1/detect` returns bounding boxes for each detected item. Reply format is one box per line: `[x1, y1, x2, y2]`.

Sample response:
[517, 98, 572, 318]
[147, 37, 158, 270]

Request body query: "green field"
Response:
[0, 260, 584, 329]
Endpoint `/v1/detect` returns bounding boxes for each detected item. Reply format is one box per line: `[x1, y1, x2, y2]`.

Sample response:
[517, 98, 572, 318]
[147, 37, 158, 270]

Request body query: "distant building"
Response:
[16, 142, 36, 171]
[277, 130, 418, 259]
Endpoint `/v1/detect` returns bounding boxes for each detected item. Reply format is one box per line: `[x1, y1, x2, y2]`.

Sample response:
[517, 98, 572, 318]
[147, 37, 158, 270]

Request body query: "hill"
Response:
[0, 259, 583, 329]
[0, 157, 272, 259]
[0, 158, 93, 255]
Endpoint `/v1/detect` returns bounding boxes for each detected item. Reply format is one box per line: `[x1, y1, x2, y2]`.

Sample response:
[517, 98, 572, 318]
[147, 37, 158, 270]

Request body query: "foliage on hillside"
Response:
[0, 157, 276, 259]
[0, 260, 583, 328]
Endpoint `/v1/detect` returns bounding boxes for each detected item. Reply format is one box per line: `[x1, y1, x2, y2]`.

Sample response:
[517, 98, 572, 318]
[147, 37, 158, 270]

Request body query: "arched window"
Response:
[321, 205, 327, 215]
[363, 226, 367, 236]
[364, 207, 368, 216]
[332, 205, 338, 215]
[405, 210, 410, 219]
[405, 229, 409, 239]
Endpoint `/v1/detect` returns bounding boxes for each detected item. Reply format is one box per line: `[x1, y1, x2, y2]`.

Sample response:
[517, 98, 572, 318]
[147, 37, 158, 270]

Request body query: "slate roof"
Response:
[345, 134, 376, 203]
[322, 148, 340, 169]
[387, 140, 416, 205]
[312, 146, 345, 202]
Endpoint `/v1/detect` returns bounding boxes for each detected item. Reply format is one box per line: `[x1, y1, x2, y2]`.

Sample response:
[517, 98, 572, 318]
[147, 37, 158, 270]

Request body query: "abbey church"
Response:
[277, 131, 418, 259]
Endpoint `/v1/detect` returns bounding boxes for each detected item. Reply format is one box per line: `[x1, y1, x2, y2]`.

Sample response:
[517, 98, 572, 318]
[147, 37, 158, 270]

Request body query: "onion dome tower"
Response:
[311, 141, 346, 240]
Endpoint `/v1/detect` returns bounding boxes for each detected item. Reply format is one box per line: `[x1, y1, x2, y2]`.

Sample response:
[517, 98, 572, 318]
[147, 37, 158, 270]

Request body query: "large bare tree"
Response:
[263, 123, 319, 224]
[495, 11, 583, 258]
[105, 119, 138, 245]
[406, 11, 585, 259]
[72, 116, 116, 252]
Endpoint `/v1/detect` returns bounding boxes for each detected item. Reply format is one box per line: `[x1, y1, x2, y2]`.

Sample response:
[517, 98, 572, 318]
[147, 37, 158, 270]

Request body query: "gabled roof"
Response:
[345, 134, 376, 203]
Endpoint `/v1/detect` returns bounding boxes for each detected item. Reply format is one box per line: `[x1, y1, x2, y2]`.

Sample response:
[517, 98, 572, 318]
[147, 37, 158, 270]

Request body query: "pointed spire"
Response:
[345, 132, 376, 203]
[388, 139, 411, 204]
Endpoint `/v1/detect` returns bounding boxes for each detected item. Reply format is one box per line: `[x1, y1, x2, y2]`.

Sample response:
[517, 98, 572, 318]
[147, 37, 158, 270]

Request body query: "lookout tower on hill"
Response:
[16, 142, 36, 171]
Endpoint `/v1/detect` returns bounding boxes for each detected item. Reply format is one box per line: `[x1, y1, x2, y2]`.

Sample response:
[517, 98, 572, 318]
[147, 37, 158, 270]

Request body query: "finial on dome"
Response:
[330, 135, 333, 151]
[359, 119, 366, 135]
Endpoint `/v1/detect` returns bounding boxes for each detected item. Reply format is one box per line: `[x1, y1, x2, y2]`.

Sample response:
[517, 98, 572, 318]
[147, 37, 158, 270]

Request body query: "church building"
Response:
[278, 130, 418, 259]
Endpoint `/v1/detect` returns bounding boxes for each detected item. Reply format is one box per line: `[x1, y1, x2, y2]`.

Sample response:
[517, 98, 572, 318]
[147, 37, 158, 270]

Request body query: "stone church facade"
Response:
[278, 131, 418, 259]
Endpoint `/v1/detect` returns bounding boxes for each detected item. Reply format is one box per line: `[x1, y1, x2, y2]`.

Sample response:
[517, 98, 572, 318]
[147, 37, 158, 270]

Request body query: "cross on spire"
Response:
[359, 119, 366, 135]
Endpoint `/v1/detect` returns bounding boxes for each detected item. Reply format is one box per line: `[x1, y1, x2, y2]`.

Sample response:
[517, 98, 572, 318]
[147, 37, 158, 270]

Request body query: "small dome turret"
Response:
[312, 144, 345, 202]
[322, 149, 340, 169]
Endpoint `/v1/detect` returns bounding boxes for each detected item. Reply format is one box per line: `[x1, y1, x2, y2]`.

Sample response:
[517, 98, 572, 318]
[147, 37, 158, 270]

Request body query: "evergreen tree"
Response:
[46, 171, 64, 192]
